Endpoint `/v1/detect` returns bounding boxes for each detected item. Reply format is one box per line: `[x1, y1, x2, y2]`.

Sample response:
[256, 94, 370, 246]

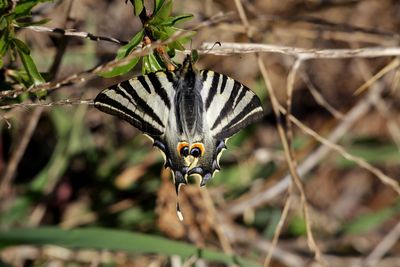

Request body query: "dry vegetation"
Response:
[1, 0, 400, 266]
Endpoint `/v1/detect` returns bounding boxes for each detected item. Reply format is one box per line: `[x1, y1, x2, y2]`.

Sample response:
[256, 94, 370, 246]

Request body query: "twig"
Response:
[200, 42, 400, 59]
[200, 189, 234, 255]
[364, 220, 400, 267]
[285, 55, 326, 267]
[285, 58, 303, 150]
[224, 223, 305, 267]
[263, 187, 293, 267]
[0, 30, 191, 100]
[372, 96, 400, 150]
[227, 77, 395, 216]
[0, 99, 93, 110]
[354, 58, 400, 95]
[287, 111, 400, 195]
[19, 25, 128, 45]
[233, 0, 327, 265]
[301, 72, 345, 120]
[0, 107, 43, 197]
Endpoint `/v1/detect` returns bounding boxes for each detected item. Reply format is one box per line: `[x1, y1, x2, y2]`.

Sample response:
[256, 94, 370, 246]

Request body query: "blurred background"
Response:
[1, 0, 400, 266]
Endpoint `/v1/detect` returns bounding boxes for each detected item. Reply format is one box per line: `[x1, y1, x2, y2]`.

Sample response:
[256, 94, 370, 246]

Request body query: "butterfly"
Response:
[94, 54, 264, 218]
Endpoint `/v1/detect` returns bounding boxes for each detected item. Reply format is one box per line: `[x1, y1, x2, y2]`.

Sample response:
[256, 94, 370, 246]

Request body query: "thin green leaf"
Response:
[117, 29, 144, 59]
[336, 145, 400, 168]
[191, 49, 199, 63]
[12, 38, 30, 54]
[13, 39, 45, 86]
[99, 56, 140, 78]
[150, 0, 172, 24]
[153, 0, 165, 16]
[14, 1, 36, 17]
[0, 30, 9, 56]
[133, 0, 144, 16]
[148, 53, 164, 71]
[0, 227, 260, 267]
[168, 40, 184, 51]
[142, 54, 164, 74]
[15, 18, 51, 27]
[159, 14, 193, 26]
[343, 203, 400, 234]
[0, 0, 8, 11]
[13, 0, 52, 17]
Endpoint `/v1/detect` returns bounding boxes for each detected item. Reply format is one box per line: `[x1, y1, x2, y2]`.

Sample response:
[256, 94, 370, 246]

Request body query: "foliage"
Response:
[0, 0, 50, 90]
[100, 0, 194, 77]
[0, 227, 260, 267]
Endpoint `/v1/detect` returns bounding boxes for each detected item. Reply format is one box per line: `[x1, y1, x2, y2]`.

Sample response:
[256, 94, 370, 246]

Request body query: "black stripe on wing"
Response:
[211, 80, 242, 130]
[119, 80, 165, 128]
[137, 76, 151, 93]
[215, 94, 264, 140]
[205, 72, 219, 110]
[148, 72, 171, 109]
[219, 75, 228, 94]
[94, 88, 163, 136]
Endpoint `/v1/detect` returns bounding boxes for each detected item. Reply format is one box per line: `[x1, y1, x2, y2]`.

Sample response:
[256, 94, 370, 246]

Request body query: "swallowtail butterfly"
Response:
[94, 55, 264, 218]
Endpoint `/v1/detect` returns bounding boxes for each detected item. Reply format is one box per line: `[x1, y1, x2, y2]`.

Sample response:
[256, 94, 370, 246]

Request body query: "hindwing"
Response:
[200, 70, 264, 140]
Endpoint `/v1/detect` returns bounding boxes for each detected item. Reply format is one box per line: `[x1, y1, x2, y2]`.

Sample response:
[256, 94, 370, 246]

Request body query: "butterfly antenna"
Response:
[205, 41, 221, 54]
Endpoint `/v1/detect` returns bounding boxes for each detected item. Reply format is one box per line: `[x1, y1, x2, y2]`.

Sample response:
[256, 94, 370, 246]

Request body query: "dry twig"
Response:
[233, 0, 327, 265]
[200, 42, 400, 59]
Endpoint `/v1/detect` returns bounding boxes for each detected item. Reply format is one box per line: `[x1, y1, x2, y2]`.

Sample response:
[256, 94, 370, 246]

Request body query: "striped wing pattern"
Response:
[200, 70, 264, 140]
[94, 60, 264, 200]
[94, 72, 175, 136]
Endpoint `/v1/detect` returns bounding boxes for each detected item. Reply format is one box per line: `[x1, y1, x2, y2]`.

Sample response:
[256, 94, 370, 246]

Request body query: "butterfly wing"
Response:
[187, 70, 264, 185]
[95, 71, 191, 193]
[200, 70, 264, 140]
[94, 72, 175, 136]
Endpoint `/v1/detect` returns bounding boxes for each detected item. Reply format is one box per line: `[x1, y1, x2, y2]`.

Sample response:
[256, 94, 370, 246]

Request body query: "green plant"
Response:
[100, 0, 194, 77]
[0, 0, 50, 89]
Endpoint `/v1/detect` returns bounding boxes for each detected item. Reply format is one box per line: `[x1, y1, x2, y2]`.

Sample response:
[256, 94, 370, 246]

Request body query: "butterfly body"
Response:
[94, 55, 264, 194]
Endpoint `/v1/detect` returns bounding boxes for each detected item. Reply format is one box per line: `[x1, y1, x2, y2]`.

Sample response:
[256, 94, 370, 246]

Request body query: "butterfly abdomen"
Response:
[174, 77, 204, 138]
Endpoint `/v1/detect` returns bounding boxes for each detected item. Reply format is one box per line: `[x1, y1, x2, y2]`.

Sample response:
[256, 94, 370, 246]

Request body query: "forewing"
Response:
[200, 70, 264, 140]
[94, 72, 175, 136]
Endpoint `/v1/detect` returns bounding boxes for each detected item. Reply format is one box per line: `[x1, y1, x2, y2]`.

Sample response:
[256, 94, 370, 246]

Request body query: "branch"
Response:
[20, 25, 128, 45]
[200, 42, 400, 59]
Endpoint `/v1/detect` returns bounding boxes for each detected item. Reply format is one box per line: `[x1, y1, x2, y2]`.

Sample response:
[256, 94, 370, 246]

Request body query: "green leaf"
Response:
[159, 14, 193, 26]
[336, 145, 400, 168]
[0, 30, 9, 56]
[142, 54, 164, 74]
[0, 0, 8, 11]
[99, 56, 140, 78]
[343, 204, 400, 234]
[133, 0, 144, 16]
[191, 49, 199, 63]
[0, 227, 259, 267]
[288, 215, 307, 236]
[12, 38, 30, 54]
[14, 1, 36, 17]
[15, 18, 51, 27]
[117, 29, 144, 59]
[13, 0, 52, 17]
[13, 38, 45, 86]
[150, 0, 172, 24]
[153, 0, 165, 15]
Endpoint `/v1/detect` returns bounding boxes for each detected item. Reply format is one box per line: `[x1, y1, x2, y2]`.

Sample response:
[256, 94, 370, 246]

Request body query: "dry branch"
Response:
[200, 42, 400, 59]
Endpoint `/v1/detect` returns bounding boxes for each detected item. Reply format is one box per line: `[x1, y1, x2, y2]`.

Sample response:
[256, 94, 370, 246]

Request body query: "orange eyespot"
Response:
[177, 142, 189, 157]
[190, 143, 205, 158]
